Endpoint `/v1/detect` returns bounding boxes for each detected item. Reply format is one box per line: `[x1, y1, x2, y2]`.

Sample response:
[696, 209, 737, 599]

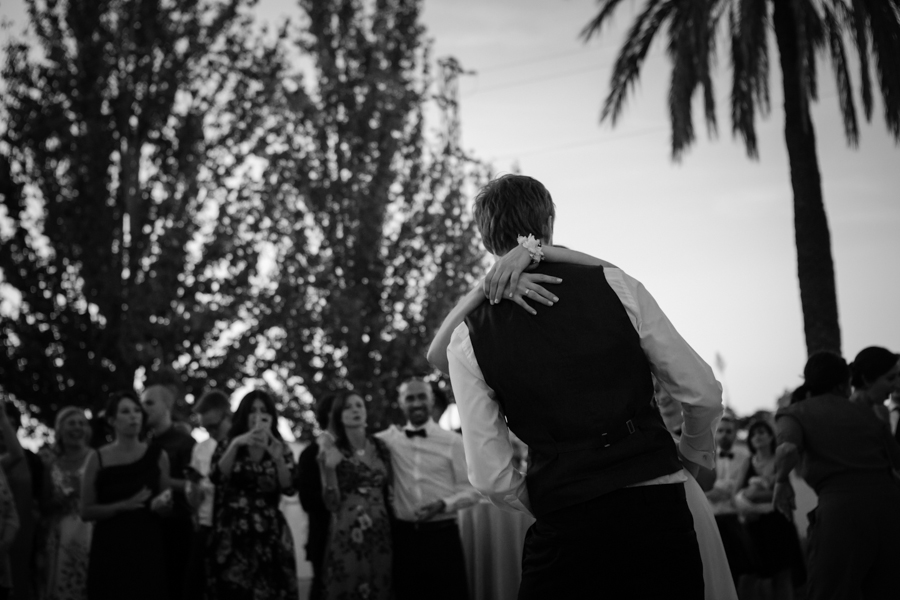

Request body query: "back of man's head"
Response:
[193, 389, 232, 416]
[474, 174, 556, 255]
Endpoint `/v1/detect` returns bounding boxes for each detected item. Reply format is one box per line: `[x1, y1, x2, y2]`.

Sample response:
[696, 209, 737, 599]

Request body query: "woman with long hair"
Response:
[81, 391, 170, 600]
[43, 407, 93, 600]
[319, 389, 393, 600]
[206, 389, 298, 600]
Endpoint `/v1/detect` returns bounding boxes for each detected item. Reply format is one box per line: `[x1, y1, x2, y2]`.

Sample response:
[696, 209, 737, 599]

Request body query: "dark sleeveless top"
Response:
[465, 263, 682, 517]
[87, 444, 168, 600]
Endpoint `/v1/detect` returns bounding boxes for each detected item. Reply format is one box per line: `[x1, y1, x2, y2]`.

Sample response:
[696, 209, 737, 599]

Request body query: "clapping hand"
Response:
[121, 487, 152, 511]
[414, 499, 446, 522]
[150, 488, 174, 515]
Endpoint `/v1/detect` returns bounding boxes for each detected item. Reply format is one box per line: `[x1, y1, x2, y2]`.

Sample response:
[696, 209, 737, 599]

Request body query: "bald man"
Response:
[142, 384, 195, 599]
[375, 379, 480, 600]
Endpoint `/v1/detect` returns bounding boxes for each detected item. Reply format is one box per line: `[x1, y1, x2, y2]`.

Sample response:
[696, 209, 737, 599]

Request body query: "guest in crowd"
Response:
[1, 399, 37, 600]
[141, 381, 195, 599]
[849, 346, 899, 423]
[207, 389, 298, 600]
[81, 391, 171, 600]
[705, 415, 756, 590]
[43, 407, 93, 600]
[0, 405, 21, 600]
[319, 390, 393, 600]
[738, 419, 805, 600]
[774, 351, 900, 600]
[375, 378, 479, 600]
[295, 393, 336, 600]
[890, 389, 900, 443]
[184, 390, 232, 600]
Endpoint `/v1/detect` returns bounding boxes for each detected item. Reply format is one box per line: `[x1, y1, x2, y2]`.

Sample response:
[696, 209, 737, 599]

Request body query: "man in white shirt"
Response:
[184, 390, 232, 600]
[375, 379, 480, 600]
[705, 415, 753, 584]
[443, 174, 723, 599]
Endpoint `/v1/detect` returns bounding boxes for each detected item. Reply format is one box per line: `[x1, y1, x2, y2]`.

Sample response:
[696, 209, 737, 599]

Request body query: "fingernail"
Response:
[552, 296, 559, 302]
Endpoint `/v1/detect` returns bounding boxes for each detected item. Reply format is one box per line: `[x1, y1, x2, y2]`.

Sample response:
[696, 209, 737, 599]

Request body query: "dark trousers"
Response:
[393, 519, 470, 600]
[184, 525, 211, 600]
[714, 513, 757, 582]
[161, 515, 193, 600]
[519, 484, 704, 600]
[806, 486, 900, 600]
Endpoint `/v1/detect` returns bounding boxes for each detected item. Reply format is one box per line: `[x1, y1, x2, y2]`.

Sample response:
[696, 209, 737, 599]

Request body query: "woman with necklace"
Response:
[81, 391, 171, 600]
[43, 407, 93, 600]
[206, 389, 298, 600]
[319, 389, 393, 600]
[739, 420, 805, 600]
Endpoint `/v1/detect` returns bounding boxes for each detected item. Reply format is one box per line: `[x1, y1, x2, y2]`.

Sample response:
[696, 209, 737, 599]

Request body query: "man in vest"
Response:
[445, 174, 723, 599]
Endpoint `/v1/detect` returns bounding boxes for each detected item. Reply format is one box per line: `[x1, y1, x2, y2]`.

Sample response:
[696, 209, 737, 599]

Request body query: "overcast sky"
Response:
[2, 0, 898, 418]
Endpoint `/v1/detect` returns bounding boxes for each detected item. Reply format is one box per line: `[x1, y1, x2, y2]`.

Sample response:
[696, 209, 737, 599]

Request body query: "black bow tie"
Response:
[405, 429, 427, 439]
[719, 451, 734, 460]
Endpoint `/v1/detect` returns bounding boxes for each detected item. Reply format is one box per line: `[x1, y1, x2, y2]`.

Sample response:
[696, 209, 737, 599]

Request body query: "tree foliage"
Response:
[0, 0, 488, 429]
[582, 0, 900, 355]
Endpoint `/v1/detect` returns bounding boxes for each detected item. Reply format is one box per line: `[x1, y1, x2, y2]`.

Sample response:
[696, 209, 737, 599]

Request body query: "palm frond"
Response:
[859, 0, 900, 138]
[731, 0, 770, 158]
[581, 0, 637, 41]
[600, 0, 677, 124]
[667, 4, 699, 159]
[845, 0, 874, 120]
[822, 4, 859, 145]
[799, 0, 826, 103]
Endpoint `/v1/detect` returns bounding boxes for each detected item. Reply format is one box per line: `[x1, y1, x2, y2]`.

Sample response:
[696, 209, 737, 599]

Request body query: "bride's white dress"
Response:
[682, 470, 739, 600]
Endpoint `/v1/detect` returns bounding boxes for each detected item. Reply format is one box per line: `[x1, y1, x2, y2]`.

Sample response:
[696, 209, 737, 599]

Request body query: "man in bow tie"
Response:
[705, 414, 754, 588]
[375, 378, 479, 600]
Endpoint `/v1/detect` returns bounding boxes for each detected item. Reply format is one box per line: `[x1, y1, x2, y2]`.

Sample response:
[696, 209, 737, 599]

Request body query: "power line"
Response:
[461, 62, 613, 97]
[475, 47, 598, 75]
[491, 126, 667, 160]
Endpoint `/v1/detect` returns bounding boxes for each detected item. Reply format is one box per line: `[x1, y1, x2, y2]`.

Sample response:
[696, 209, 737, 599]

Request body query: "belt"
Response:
[395, 518, 458, 533]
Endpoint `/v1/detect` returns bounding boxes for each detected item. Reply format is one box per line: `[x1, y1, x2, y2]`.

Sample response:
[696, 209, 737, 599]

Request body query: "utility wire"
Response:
[491, 126, 667, 160]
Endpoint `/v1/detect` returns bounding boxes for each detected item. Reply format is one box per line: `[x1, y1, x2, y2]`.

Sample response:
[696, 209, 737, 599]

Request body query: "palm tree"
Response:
[583, 0, 900, 355]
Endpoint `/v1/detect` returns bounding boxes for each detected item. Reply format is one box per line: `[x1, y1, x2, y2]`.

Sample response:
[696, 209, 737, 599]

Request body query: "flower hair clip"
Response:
[517, 234, 544, 265]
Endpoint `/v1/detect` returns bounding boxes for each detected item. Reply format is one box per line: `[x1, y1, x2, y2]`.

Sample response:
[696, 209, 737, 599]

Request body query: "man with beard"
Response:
[375, 379, 480, 600]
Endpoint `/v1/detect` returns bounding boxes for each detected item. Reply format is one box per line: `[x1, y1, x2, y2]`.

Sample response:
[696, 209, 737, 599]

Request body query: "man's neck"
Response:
[151, 415, 173, 436]
[406, 419, 430, 430]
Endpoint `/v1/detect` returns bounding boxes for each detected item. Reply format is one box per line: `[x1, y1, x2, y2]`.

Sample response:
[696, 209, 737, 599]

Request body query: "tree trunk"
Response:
[772, 0, 841, 356]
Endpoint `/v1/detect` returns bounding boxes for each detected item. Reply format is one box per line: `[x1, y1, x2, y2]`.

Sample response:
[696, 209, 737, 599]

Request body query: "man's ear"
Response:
[544, 215, 554, 245]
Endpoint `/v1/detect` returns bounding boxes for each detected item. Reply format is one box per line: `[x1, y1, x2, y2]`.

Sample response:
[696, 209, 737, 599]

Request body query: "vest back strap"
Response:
[530, 418, 638, 457]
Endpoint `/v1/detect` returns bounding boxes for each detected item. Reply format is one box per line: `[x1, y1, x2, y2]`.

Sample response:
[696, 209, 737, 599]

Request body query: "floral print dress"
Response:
[207, 441, 298, 600]
[44, 456, 93, 600]
[322, 438, 393, 600]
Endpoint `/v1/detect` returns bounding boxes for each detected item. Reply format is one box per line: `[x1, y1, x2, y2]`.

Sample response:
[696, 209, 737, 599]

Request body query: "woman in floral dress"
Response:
[207, 389, 298, 600]
[319, 389, 393, 600]
[44, 407, 93, 600]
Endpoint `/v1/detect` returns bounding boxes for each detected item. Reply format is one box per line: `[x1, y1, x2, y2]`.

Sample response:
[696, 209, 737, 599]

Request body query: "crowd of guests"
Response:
[0, 342, 897, 600]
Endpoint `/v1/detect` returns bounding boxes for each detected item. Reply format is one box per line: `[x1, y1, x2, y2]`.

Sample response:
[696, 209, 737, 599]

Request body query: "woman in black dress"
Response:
[80, 391, 171, 600]
[207, 389, 298, 600]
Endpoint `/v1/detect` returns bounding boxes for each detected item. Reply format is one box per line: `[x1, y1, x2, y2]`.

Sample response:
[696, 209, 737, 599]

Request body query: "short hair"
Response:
[397, 377, 433, 401]
[803, 351, 850, 396]
[473, 175, 556, 255]
[329, 389, 366, 452]
[105, 390, 147, 438]
[230, 389, 281, 441]
[193, 390, 231, 415]
[849, 346, 899, 389]
[746, 420, 776, 455]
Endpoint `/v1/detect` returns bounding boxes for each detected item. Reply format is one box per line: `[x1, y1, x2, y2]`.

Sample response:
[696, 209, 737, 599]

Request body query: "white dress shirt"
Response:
[375, 420, 481, 522]
[447, 266, 723, 515]
[707, 445, 749, 515]
[187, 437, 218, 527]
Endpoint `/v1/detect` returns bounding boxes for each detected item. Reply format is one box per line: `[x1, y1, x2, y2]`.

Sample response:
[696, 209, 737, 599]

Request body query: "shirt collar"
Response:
[403, 419, 435, 433]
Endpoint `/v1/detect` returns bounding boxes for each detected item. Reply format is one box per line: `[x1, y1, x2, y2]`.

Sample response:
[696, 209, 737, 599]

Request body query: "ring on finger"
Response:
[524, 289, 530, 296]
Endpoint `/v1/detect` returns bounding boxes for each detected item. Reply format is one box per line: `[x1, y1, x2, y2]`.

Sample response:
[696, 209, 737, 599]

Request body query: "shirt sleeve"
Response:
[775, 412, 805, 451]
[606, 268, 723, 470]
[441, 434, 483, 513]
[448, 322, 532, 516]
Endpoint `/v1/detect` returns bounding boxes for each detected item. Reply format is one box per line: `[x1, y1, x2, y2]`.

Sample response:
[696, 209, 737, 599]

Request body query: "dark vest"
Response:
[465, 263, 681, 517]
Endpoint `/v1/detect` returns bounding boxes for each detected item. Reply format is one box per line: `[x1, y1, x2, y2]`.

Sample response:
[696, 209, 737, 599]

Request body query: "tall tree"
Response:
[0, 0, 285, 422]
[247, 0, 489, 430]
[583, 0, 900, 355]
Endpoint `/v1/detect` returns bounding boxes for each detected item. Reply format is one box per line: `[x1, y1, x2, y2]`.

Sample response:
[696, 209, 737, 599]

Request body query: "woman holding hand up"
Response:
[206, 389, 298, 600]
